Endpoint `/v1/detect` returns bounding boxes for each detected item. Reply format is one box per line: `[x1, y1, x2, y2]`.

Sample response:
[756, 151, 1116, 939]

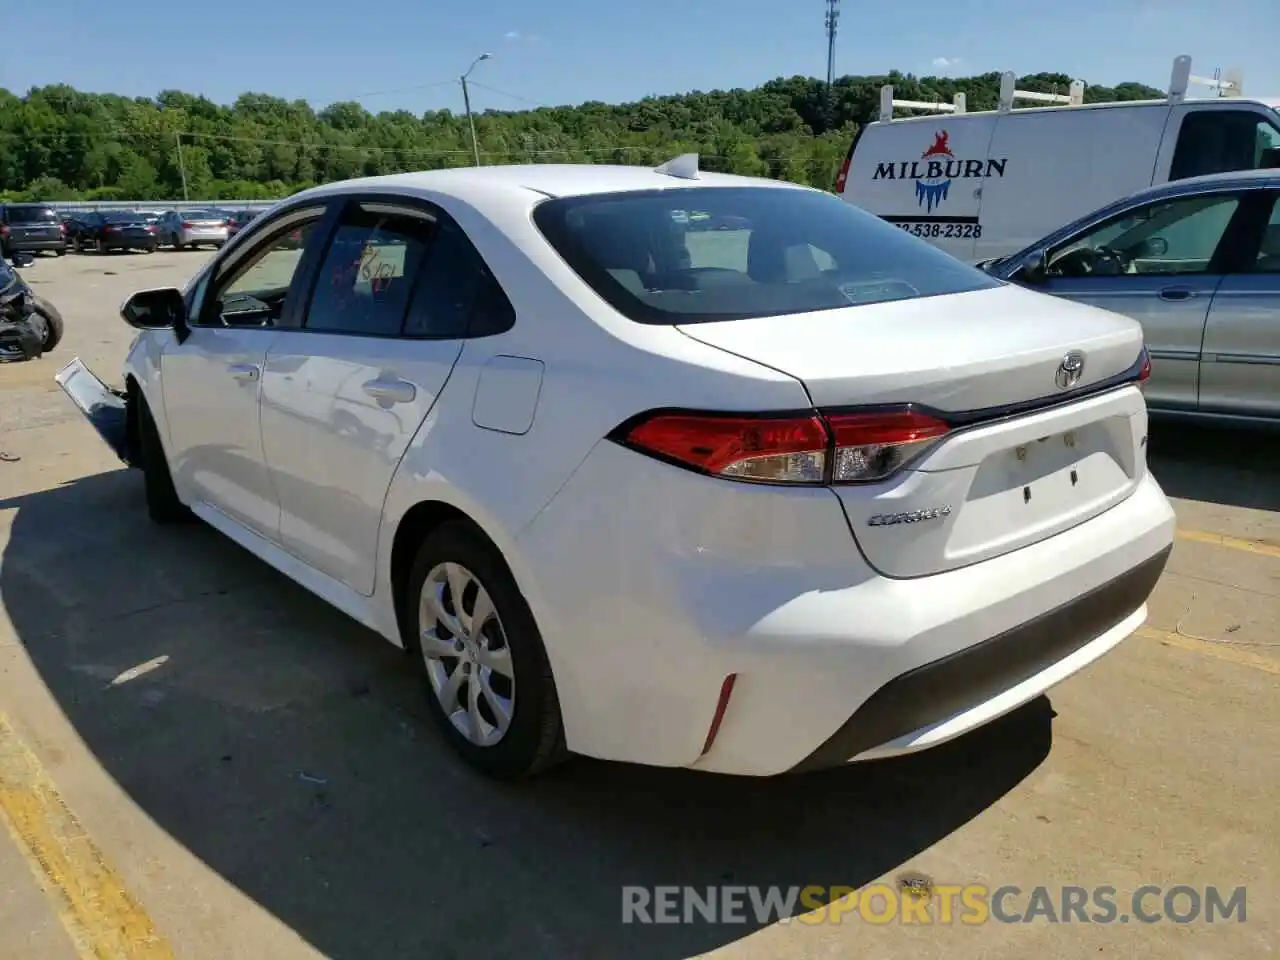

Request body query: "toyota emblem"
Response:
[1055, 351, 1085, 391]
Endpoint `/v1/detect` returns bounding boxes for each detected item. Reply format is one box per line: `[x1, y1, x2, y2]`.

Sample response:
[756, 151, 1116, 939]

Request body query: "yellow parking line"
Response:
[0, 714, 173, 959]
[1136, 626, 1280, 676]
[1176, 528, 1280, 560]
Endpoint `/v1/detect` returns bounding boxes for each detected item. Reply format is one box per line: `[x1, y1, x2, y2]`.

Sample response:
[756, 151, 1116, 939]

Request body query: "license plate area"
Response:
[948, 418, 1136, 560]
[969, 421, 1130, 502]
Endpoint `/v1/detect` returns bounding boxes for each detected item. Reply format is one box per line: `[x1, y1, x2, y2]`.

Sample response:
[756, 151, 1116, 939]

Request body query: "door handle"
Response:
[1158, 287, 1196, 302]
[362, 377, 416, 404]
[227, 363, 260, 382]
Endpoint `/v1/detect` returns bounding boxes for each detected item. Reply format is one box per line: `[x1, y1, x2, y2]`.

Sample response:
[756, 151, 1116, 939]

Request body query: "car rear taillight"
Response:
[824, 410, 951, 483]
[623, 413, 829, 483]
[834, 153, 853, 194]
[0, 225, 8, 237]
[59, 222, 67, 235]
[616, 408, 951, 485]
[103, 225, 117, 233]
[181, 221, 194, 229]
[1137, 347, 1152, 390]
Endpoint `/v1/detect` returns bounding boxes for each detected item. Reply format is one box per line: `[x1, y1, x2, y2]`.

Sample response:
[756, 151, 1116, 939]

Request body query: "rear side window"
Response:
[403, 219, 516, 339]
[6, 206, 58, 224]
[305, 206, 433, 337]
[532, 186, 998, 325]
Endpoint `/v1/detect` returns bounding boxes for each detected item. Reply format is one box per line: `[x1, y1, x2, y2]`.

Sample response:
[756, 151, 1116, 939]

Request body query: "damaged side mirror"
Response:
[122, 287, 187, 334]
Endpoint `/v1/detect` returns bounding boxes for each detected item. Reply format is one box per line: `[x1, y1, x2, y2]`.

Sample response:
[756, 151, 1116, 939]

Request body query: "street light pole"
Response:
[175, 131, 189, 201]
[461, 53, 492, 167]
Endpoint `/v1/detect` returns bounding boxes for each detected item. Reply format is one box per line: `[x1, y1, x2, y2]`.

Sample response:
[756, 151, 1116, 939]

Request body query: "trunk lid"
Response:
[677, 284, 1149, 578]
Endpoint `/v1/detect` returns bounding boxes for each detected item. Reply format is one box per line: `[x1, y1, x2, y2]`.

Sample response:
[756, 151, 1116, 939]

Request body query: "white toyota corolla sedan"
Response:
[56, 157, 1176, 779]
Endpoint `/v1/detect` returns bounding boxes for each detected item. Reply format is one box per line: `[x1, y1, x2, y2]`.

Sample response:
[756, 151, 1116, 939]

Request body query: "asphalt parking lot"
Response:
[0, 249, 1276, 959]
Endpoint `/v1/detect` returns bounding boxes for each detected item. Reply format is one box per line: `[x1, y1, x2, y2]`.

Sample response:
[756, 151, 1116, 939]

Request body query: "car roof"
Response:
[1126, 167, 1280, 204]
[293, 163, 807, 206]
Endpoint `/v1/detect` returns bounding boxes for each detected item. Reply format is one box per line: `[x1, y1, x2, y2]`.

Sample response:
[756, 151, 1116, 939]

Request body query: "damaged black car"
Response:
[0, 251, 64, 361]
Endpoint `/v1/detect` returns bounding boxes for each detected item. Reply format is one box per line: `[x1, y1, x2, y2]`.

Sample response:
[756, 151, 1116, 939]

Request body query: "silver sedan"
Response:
[983, 169, 1280, 426]
[156, 210, 229, 250]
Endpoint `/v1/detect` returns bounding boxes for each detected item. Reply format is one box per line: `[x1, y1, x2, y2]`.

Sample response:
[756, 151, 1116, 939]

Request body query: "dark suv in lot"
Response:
[0, 204, 68, 257]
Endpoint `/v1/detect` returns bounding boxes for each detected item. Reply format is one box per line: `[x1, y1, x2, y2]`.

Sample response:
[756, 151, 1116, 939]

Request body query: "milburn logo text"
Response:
[873, 131, 1009, 213]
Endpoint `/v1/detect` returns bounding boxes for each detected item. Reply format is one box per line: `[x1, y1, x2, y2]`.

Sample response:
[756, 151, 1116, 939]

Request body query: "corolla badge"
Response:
[868, 505, 953, 527]
[1055, 351, 1085, 391]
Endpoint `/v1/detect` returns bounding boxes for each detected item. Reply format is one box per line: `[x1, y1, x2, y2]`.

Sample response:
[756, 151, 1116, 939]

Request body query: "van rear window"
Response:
[531, 186, 998, 325]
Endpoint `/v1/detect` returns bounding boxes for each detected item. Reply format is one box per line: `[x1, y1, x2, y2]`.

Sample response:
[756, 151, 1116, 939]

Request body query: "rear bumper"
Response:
[5, 238, 65, 252]
[99, 235, 157, 251]
[790, 543, 1169, 771]
[180, 231, 227, 245]
[516, 440, 1176, 775]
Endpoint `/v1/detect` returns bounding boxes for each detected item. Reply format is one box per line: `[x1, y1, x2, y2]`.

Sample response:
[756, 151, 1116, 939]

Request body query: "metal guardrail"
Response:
[45, 199, 280, 213]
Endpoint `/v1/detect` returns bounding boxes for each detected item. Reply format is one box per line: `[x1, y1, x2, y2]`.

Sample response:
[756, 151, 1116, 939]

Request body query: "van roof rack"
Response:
[877, 54, 1243, 121]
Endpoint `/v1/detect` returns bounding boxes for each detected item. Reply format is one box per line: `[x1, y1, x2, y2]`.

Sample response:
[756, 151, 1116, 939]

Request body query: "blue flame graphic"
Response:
[915, 179, 950, 212]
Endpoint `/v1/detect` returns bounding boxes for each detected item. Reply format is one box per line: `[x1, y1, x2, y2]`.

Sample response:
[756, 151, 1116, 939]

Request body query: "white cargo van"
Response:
[835, 55, 1280, 263]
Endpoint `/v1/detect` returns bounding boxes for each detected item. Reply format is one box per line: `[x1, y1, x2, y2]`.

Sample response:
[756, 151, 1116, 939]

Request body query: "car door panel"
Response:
[1199, 275, 1280, 416]
[158, 202, 334, 541]
[1037, 274, 1216, 411]
[258, 197, 483, 595]
[261, 335, 463, 594]
[1029, 190, 1259, 411]
[1198, 193, 1280, 417]
[161, 327, 280, 535]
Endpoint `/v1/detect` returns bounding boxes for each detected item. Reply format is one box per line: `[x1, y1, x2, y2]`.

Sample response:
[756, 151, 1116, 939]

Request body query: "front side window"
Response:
[202, 208, 325, 327]
[1047, 194, 1241, 278]
[532, 186, 998, 325]
[1170, 110, 1280, 180]
[304, 205, 434, 337]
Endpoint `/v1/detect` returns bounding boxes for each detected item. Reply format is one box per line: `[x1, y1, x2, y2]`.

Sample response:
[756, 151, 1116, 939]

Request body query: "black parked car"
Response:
[0, 204, 68, 257]
[67, 210, 161, 254]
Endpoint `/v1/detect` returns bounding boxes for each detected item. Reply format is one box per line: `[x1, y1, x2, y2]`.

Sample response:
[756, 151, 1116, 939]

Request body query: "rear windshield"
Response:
[531, 186, 998, 324]
[184, 210, 220, 220]
[6, 206, 58, 224]
[103, 210, 145, 223]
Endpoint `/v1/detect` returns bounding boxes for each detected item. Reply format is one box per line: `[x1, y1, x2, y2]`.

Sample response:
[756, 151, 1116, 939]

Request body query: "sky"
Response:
[3, 0, 1276, 115]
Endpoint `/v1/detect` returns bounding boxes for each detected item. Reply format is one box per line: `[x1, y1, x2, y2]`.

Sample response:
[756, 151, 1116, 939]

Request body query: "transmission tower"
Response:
[824, 0, 840, 87]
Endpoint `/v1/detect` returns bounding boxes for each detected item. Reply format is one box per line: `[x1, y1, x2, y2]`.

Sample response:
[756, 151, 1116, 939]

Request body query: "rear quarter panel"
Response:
[370, 186, 815, 647]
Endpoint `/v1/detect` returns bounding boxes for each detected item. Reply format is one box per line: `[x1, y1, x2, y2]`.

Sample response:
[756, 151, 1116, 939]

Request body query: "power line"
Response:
[465, 80, 538, 106]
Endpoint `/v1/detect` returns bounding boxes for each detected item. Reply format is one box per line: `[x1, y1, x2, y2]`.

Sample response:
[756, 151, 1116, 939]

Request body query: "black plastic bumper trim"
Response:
[790, 544, 1172, 772]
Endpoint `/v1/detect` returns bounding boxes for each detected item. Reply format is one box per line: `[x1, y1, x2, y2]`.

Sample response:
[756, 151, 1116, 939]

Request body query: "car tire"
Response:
[137, 394, 191, 525]
[405, 521, 568, 780]
[32, 297, 63, 353]
[54, 246, 66, 257]
[95, 238, 106, 255]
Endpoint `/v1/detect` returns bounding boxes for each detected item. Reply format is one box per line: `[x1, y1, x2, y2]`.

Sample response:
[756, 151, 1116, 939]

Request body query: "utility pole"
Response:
[824, 0, 840, 88]
[461, 53, 492, 167]
[175, 131, 189, 201]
